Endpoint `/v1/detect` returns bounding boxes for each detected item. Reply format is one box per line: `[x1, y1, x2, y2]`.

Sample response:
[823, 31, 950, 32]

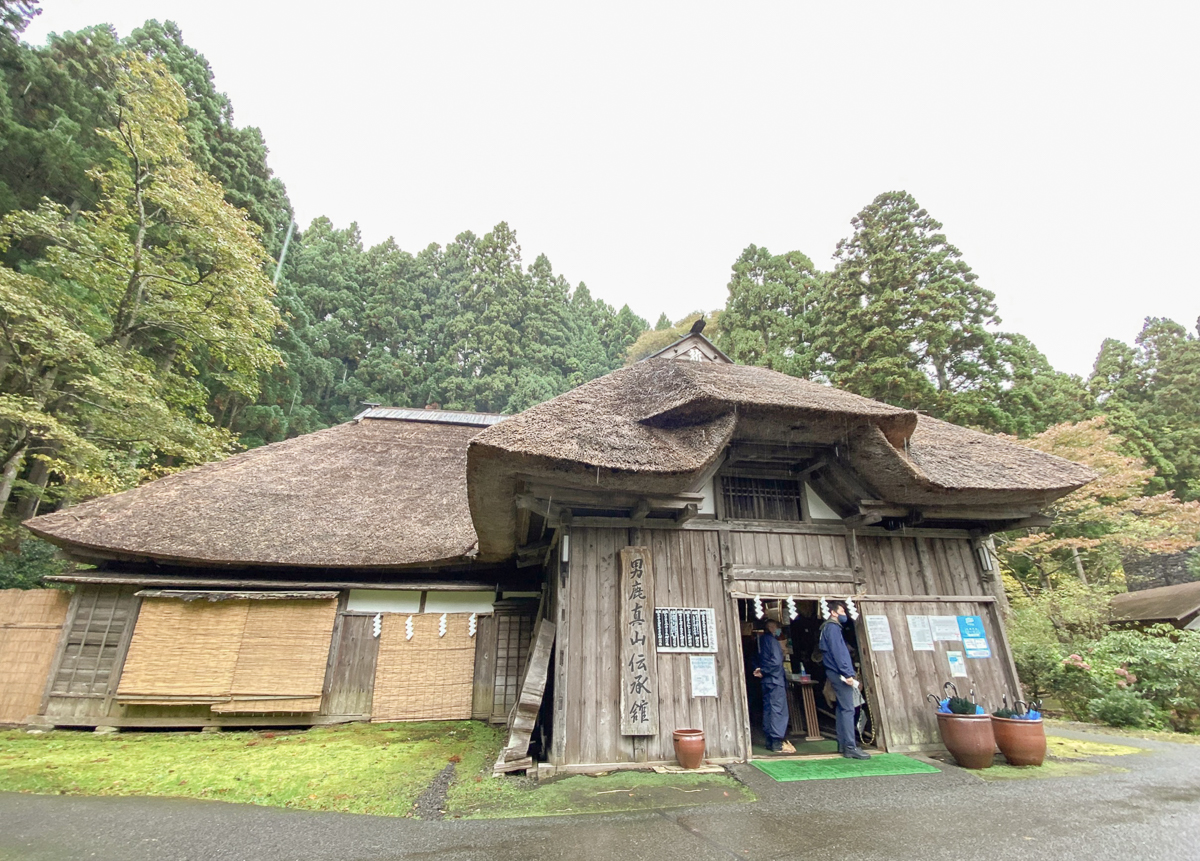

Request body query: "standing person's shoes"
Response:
[843, 747, 871, 760]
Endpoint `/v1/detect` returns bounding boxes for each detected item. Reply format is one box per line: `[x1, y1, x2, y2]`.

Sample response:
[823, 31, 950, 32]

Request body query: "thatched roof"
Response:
[468, 358, 1096, 559]
[27, 417, 487, 570]
[1110, 580, 1200, 624]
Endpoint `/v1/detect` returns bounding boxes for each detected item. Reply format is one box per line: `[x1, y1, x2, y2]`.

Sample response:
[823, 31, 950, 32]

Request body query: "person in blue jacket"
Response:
[752, 617, 790, 753]
[819, 601, 871, 760]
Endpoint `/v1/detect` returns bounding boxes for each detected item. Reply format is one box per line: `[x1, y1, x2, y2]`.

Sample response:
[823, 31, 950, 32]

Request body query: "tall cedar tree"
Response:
[718, 245, 820, 378]
[816, 191, 1003, 413]
[1089, 317, 1200, 502]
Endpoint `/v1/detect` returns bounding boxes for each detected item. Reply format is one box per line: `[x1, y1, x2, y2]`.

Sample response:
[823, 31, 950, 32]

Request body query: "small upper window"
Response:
[721, 476, 803, 521]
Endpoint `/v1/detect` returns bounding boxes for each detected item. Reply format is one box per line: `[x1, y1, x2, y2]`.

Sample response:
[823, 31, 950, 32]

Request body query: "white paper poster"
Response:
[865, 615, 894, 651]
[689, 655, 718, 697]
[929, 615, 962, 642]
[947, 651, 968, 677]
[906, 615, 935, 651]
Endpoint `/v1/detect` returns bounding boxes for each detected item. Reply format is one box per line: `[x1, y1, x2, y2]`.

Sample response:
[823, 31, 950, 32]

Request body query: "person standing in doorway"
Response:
[819, 601, 871, 760]
[752, 618, 792, 753]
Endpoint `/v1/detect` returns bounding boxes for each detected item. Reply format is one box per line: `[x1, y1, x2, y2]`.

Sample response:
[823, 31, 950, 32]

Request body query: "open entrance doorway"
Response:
[737, 597, 879, 759]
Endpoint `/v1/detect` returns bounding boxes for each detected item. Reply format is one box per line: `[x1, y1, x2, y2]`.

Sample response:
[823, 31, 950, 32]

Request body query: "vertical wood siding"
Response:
[321, 614, 381, 718]
[552, 527, 746, 766]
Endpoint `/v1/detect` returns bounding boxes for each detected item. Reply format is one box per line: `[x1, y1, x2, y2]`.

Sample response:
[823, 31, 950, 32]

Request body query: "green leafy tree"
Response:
[0, 53, 279, 514]
[816, 191, 1003, 412]
[1088, 318, 1200, 502]
[717, 244, 820, 377]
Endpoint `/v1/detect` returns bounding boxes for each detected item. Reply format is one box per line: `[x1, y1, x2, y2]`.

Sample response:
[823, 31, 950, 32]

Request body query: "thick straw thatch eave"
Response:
[27, 419, 484, 570]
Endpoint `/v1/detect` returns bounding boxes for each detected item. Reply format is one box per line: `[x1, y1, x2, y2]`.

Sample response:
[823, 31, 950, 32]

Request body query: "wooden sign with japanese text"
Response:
[619, 546, 658, 736]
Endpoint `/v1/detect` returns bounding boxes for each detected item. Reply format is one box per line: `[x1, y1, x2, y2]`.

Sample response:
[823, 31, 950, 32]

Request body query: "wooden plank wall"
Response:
[854, 534, 1017, 751]
[471, 614, 497, 721]
[857, 534, 988, 597]
[857, 599, 1017, 752]
[321, 614, 380, 718]
[552, 527, 747, 766]
[728, 530, 852, 570]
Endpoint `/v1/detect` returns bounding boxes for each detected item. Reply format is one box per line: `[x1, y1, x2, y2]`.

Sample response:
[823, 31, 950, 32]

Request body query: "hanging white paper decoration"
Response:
[438, 613, 448, 638]
[372, 613, 382, 638]
[753, 596, 764, 619]
[819, 597, 830, 619]
[468, 613, 478, 637]
[786, 597, 798, 621]
[845, 596, 859, 621]
[405, 615, 414, 641]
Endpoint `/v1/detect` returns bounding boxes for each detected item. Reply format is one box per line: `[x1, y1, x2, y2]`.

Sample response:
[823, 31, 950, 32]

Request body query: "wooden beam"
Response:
[729, 565, 857, 582]
[674, 502, 699, 524]
[843, 512, 883, 528]
[49, 575, 508, 591]
[631, 499, 650, 523]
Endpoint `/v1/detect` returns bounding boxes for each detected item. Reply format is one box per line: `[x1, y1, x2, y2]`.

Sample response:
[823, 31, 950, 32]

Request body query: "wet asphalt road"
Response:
[2, 727, 1199, 861]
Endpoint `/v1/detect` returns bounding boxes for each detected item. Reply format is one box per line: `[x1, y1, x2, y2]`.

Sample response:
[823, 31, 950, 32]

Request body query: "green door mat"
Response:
[750, 753, 941, 782]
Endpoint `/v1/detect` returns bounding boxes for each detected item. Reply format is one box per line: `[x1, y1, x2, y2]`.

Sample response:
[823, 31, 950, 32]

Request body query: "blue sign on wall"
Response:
[957, 615, 992, 659]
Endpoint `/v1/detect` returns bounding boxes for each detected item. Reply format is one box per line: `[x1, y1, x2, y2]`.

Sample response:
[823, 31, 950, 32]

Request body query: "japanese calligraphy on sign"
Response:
[654, 607, 718, 653]
[619, 546, 658, 736]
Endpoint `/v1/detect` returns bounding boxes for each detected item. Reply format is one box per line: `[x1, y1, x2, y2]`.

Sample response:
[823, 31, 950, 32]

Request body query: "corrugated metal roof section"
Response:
[355, 407, 507, 427]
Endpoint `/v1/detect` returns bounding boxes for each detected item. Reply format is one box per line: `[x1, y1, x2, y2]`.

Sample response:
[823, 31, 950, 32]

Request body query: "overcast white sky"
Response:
[24, 2, 1200, 377]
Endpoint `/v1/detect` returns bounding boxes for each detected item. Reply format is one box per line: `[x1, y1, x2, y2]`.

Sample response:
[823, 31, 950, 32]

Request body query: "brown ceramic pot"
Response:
[936, 712, 995, 769]
[991, 716, 1046, 766]
[672, 728, 706, 769]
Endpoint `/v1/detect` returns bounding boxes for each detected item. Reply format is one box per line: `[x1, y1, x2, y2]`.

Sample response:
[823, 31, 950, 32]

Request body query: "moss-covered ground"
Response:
[970, 732, 1143, 782]
[0, 723, 752, 818]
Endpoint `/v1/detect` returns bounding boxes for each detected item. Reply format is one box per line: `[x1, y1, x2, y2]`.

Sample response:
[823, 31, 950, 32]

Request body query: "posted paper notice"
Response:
[865, 615, 894, 651]
[947, 651, 968, 677]
[689, 655, 718, 697]
[906, 614, 935, 651]
[929, 615, 961, 642]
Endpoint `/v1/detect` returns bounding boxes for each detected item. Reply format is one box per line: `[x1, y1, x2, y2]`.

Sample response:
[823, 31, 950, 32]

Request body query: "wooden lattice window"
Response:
[492, 611, 535, 719]
[50, 585, 138, 697]
[721, 476, 804, 521]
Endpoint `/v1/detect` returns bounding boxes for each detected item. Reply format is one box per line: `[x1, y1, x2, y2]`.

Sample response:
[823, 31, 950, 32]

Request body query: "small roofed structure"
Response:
[1110, 580, 1200, 631]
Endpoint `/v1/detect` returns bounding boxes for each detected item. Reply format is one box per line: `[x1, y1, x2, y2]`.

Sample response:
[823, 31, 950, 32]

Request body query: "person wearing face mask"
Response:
[752, 617, 792, 753]
[819, 601, 871, 760]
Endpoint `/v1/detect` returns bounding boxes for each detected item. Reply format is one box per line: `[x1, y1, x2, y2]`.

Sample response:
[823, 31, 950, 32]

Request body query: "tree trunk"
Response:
[1071, 547, 1089, 586]
[0, 435, 29, 513]
[14, 440, 58, 520]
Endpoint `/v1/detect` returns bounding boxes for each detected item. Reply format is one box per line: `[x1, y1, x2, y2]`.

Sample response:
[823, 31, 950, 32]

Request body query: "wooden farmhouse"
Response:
[10, 334, 1095, 771]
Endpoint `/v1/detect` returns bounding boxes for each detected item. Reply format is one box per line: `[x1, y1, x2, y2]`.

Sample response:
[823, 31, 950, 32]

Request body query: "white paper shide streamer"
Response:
[786, 597, 797, 621]
[372, 613, 382, 638]
[753, 596, 764, 619]
[845, 596, 859, 621]
[438, 613, 447, 638]
[468, 613, 477, 637]
[819, 597, 830, 619]
[405, 615, 414, 641]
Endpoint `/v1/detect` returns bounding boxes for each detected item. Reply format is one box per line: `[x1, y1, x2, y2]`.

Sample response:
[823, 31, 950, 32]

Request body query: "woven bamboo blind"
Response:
[0, 589, 71, 724]
[372, 613, 476, 721]
[118, 599, 248, 698]
[117, 597, 337, 713]
[226, 599, 338, 704]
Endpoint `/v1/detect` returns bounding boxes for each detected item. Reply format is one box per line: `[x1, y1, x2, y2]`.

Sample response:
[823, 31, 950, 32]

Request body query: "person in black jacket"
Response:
[818, 601, 871, 760]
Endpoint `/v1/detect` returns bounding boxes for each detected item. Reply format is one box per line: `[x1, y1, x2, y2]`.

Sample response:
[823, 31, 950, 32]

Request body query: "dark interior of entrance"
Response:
[738, 598, 878, 757]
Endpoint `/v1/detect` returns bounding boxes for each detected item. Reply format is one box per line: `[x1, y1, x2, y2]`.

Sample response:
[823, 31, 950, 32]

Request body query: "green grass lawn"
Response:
[0, 721, 500, 817]
[0, 722, 752, 818]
